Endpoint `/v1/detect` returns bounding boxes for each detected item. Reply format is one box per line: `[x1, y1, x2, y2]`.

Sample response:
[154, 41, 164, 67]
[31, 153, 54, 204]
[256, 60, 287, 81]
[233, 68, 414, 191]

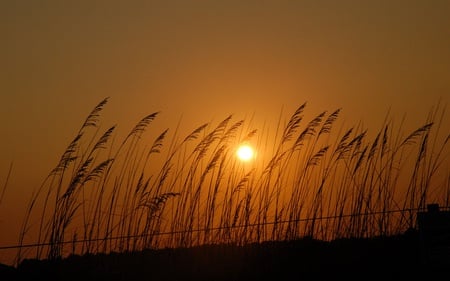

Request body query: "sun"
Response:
[236, 144, 254, 162]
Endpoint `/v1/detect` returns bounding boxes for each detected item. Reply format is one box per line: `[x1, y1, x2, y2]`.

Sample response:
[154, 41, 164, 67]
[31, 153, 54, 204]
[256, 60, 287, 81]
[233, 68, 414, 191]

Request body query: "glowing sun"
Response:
[236, 144, 254, 162]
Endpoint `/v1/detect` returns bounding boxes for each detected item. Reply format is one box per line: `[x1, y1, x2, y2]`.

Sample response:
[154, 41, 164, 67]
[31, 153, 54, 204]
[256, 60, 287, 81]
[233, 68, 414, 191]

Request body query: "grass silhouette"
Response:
[9, 97, 449, 271]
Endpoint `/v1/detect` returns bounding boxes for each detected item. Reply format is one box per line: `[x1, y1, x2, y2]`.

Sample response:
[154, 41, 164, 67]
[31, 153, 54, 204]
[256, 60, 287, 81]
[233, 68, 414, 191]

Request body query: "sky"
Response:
[1, 0, 449, 263]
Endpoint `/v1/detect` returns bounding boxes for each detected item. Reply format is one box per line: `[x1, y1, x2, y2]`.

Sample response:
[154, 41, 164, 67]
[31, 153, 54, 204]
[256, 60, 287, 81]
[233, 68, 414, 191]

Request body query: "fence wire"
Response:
[2, 207, 444, 251]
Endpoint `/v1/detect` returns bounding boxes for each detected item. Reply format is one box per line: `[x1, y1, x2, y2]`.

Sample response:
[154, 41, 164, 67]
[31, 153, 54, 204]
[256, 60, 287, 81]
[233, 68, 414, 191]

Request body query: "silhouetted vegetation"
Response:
[1, 98, 448, 279]
[4, 231, 449, 280]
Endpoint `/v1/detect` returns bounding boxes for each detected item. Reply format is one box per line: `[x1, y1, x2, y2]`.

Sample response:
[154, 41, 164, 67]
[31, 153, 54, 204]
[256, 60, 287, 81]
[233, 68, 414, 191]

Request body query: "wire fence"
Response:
[3, 206, 447, 251]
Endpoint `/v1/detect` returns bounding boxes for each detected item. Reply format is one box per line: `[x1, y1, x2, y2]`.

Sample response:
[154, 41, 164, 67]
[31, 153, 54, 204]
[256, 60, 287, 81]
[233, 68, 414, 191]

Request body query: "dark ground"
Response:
[1, 231, 449, 281]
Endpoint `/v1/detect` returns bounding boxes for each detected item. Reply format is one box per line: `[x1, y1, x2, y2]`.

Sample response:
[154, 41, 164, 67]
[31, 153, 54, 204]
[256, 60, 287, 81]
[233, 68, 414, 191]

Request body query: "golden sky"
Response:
[1, 0, 449, 263]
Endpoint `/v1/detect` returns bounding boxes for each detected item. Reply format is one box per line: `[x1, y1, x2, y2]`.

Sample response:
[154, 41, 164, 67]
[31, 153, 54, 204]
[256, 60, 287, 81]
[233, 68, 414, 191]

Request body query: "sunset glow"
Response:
[1, 0, 449, 271]
[236, 144, 254, 162]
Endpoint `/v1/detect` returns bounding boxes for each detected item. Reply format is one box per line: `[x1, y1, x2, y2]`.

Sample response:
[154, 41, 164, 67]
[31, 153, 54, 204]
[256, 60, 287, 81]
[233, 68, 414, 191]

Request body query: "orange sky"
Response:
[1, 0, 449, 264]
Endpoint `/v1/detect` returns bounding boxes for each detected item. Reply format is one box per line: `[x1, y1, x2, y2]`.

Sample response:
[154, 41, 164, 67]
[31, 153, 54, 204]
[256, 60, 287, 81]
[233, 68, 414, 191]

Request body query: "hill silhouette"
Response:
[1, 230, 449, 281]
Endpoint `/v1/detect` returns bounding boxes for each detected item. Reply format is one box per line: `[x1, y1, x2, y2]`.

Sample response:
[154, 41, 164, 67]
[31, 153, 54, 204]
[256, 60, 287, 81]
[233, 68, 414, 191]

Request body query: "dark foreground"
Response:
[1, 232, 449, 281]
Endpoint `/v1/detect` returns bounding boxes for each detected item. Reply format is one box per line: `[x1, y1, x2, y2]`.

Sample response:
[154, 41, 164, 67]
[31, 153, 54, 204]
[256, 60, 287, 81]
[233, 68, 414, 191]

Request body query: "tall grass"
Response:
[0, 162, 13, 206]
[14, 98, 449, 264]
